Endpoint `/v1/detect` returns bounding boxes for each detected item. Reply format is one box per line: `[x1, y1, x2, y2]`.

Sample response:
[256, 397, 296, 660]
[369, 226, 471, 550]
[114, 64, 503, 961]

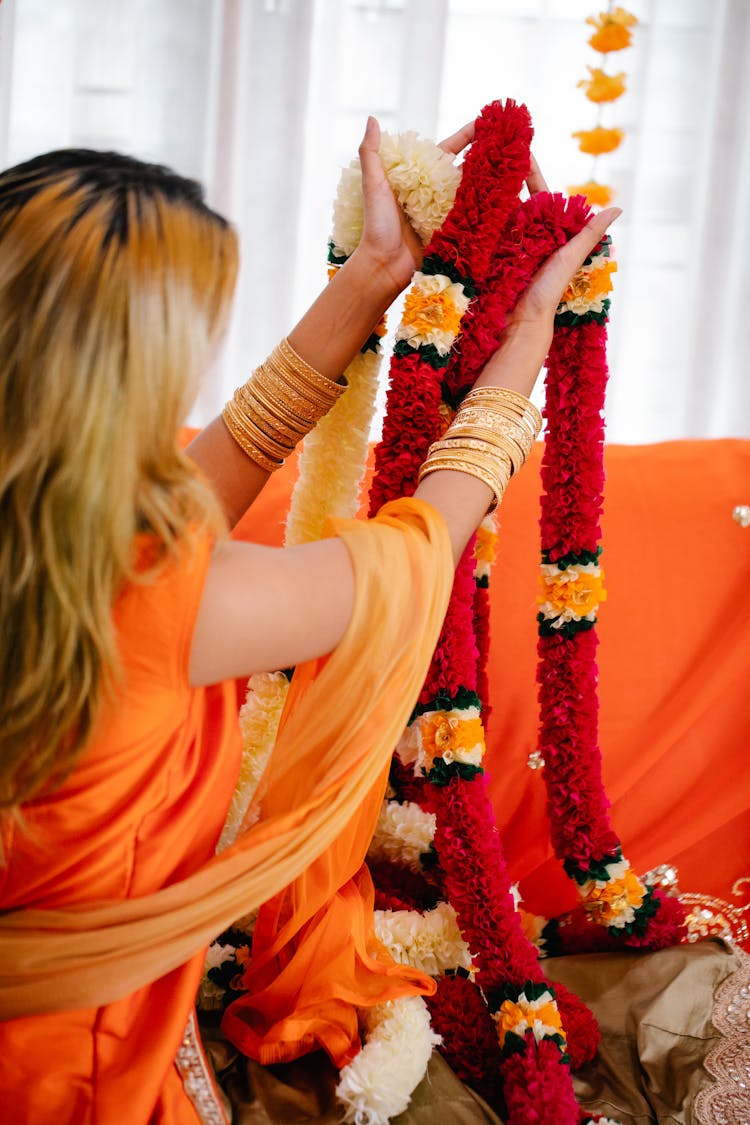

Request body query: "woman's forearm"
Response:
[187, 246, 401, 528]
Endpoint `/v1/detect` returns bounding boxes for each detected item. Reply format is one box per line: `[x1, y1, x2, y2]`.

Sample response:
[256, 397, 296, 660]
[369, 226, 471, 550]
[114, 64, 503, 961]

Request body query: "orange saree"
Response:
[0, 498, 455, 1120]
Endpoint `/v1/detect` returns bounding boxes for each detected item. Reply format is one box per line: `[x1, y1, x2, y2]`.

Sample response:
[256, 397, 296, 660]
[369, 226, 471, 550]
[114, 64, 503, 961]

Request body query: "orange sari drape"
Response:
[0, 498, 454, 1048]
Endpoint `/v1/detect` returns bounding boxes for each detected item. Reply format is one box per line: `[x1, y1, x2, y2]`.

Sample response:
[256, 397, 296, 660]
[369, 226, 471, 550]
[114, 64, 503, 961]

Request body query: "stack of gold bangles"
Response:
[222, 338, 345, 472]
[418, 385, 542, 511]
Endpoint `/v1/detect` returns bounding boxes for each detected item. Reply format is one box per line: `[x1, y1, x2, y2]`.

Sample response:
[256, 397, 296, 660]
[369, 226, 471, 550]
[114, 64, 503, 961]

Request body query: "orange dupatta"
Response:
[0, 499, 453, 1030]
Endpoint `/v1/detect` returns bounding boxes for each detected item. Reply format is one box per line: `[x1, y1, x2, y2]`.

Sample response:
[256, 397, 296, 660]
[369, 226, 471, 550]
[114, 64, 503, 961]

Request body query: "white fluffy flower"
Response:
[218, 672, 289, 850]
[286, 348, 381, 546]
[373, 902, 472, 977]
[198, 941, 236, 1012]
[330, 131, 462, 258]
[336, 996, 440, 1125]
[367, 800, 436, 871]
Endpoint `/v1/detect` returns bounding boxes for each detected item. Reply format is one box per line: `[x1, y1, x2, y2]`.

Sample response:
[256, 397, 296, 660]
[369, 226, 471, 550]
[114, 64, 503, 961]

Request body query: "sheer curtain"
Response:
[0, 0, 747, 440]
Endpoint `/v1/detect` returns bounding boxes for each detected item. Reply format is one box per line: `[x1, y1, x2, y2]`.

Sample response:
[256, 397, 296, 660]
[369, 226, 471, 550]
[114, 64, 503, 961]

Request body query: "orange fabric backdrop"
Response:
[227, 437, 750, 924]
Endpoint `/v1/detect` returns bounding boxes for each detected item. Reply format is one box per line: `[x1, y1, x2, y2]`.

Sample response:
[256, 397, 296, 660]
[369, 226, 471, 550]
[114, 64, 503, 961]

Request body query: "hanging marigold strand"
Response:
[568, 4, 637, 207]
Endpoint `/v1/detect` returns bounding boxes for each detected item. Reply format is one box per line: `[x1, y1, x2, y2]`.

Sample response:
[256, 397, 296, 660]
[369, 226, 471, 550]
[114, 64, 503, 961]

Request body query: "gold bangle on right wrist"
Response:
[416, 385, 541, 511]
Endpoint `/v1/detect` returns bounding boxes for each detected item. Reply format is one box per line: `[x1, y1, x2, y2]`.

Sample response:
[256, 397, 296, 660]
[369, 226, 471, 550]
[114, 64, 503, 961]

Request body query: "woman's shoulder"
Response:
[115, 530, 216, 692]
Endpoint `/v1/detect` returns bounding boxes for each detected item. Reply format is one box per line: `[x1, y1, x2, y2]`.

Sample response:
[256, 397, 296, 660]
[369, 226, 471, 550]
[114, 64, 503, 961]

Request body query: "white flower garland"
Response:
[285, 347, 381, 546]
[217, 671, 289, 851]
[330, 130, 461, 258]
[336, 995, 441, 1125]
[367, 799, 436, 873]
[373, 902, 473, 977]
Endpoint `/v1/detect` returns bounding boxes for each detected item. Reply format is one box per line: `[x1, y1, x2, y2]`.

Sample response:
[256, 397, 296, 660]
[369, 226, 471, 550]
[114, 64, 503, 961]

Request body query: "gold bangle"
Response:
[221, 408, 283, 473]
[444, 422, 533, 466]
[430, 434, 524, 476]
[224, 396, 290, 462]
[278, 337, 347, 397]
[462, 386, 542, 438]
[221, 341, 346, 471]
[418, 453, 509, 513]
[421, 445, 512, 491]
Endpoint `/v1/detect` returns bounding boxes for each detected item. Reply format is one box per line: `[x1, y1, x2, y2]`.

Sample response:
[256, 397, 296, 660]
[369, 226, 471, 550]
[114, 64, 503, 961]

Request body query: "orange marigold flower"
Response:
[560, 260, 617, 307]
[373, 317, 388, 338]
[572, 126, 624, 155]
[438, 401, 456, 435]
[578, 67, 627, 103]
[421, 713, 484, 760]
[586, 7, 638, 53]
[567, 181, 615, 207]
[538, 570, 606, 618]
[495, 997, 564, 1047]
[474, 522, 498, 566]
[402, 288, 464, 338]
[584, 867, 645, 926]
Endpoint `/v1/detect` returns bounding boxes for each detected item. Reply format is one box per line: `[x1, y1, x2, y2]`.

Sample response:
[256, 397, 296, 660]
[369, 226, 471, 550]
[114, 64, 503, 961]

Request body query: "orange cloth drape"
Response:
[232, 439, 750, 926]
[0, 495, 454, 1074]
[0, 532, 241, 1123]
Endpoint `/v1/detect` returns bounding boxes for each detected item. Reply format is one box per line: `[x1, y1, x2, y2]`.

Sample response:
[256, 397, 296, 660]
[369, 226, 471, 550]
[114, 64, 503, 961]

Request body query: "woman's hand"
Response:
[477, 155, 621, 396]
[355, 116, 475, 295]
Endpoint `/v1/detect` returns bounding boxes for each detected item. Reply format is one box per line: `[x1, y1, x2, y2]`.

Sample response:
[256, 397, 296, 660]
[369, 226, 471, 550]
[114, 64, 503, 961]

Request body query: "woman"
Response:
[0, 118, 619, 1122]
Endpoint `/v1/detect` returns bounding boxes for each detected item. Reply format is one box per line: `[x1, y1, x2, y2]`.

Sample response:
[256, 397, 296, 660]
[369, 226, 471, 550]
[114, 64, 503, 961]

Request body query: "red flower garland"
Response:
[370, 100, 601, 1122]
[537, 276, 687, 951]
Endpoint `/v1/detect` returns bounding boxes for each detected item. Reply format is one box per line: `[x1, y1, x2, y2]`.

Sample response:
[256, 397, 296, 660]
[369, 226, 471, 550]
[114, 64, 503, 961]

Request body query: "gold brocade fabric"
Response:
[199, 940, 746, 1124]
[201, 1031, 502, 1125]
[546, 939, 745, 1123]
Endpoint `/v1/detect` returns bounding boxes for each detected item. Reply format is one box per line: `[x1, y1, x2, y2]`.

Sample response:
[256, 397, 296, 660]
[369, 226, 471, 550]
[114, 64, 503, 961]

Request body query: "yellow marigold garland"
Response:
[568, 3, 637, 207]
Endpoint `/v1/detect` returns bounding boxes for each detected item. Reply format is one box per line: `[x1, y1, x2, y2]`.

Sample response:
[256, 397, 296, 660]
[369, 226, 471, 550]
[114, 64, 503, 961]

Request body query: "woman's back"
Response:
[0, 535, 241, 1123]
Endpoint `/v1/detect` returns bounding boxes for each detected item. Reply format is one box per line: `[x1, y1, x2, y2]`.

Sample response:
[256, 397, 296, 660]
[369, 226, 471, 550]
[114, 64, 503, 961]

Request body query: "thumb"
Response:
[526, 206, 622, 315]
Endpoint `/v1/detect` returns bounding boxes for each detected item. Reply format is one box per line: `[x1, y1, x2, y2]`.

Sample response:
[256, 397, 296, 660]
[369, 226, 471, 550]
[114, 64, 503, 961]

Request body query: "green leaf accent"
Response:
[410, 687, 482, 721]
[475, 574, 489, 589]
[361, 332, 382, 354]
[537, 614, 597, 638]
[423, 759, 484, 788]
[542, 546, 602, 569]
[554, 302, 611, 328]
[582, 233, 612, 267]
[564, 850, 623, 885]
[327, 242, 349, 265]
[420, 254, 477, 297]
[392, 339, 452, 368]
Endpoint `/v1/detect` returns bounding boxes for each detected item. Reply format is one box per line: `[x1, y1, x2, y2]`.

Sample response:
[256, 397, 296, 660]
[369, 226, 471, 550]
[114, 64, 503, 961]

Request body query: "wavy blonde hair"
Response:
[0, 150, 239, 809]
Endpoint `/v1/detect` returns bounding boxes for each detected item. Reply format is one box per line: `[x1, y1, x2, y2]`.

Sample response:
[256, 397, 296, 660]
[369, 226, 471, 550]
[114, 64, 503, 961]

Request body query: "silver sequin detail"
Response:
[175, 1011, 228, 1125]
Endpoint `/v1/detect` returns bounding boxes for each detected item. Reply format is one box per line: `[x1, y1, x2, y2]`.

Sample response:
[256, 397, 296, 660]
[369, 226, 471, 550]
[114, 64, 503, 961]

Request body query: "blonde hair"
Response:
[0, 150, 239, 808]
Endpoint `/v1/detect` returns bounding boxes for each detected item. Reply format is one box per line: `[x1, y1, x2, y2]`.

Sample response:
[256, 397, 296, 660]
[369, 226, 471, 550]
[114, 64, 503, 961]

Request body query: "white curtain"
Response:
[0, 0, 747, 441]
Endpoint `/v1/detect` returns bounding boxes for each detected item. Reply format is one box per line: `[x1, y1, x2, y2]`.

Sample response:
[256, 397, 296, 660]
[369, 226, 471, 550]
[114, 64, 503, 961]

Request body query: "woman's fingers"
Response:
[526, 152, 549, 195]
[560, 206, 621, 275]
[438, 120, 475, 156]
[359, 115, 384, 184]
[519, 207, 622, 318]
